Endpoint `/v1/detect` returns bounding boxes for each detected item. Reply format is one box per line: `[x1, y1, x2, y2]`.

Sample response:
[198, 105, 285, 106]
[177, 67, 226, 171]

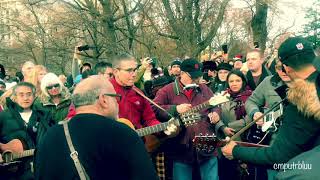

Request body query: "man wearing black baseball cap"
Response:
[221, 37, 320, 175]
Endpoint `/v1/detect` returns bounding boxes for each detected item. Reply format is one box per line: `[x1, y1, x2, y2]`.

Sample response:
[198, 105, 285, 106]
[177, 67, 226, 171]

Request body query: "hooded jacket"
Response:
[232, 72, 320, 165]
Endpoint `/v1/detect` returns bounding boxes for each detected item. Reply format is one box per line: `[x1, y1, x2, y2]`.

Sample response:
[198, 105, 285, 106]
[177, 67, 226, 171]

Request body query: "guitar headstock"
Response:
[209, 92, 230, 107]
[193, 134, 226, 154]
[180, 113, 201, 127]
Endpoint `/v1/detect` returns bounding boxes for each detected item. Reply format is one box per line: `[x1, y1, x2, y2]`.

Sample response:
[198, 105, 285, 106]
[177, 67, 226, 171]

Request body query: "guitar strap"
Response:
[132, 86, 175, 118]
[62, 121, 90, 180]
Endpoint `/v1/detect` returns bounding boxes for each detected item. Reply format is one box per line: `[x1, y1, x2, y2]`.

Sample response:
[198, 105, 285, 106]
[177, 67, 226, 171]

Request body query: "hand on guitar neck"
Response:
[0, 139, 24, 154]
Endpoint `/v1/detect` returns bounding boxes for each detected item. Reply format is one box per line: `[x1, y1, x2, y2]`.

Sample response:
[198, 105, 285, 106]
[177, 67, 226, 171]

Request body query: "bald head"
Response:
[72, 75, 115, 108]
[74, 75, 113, 95]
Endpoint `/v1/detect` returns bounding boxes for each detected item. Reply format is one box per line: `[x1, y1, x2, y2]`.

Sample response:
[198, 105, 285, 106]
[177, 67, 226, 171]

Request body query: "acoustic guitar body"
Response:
[144, 135, 161, 153]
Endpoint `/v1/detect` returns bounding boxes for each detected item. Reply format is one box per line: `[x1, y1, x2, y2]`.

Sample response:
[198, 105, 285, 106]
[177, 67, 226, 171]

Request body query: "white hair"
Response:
[40, 73, 63, 97]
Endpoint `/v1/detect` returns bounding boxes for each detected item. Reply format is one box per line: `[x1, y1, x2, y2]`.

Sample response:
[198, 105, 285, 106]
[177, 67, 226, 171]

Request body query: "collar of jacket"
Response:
[110, 77, 134, 91]
[247, 65, 271, 88]
[287, 71, 320, 120]
[173, 78, 182, 95]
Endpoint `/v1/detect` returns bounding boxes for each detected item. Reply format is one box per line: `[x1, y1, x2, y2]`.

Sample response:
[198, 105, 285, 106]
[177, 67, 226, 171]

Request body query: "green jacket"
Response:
[37, 88, 72, 123]
[233, 72, 320, 165]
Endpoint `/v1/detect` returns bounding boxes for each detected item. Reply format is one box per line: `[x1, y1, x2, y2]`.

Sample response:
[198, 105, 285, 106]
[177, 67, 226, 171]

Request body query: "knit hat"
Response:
[180, 58, 203, 79]
[216, 63, 233, 71]
[278, 37, 316, 66]
[202, 61, 217, 72]
[41, 73, 63, 97]
[171, 59, 182, 67]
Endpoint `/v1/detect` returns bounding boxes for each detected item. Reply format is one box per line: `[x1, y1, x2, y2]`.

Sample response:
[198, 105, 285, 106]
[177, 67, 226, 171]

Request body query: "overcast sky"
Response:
[231, 0, 316, 35]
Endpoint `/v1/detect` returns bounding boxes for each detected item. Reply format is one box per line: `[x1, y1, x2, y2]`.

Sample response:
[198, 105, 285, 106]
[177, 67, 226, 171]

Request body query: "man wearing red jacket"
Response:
[110, 53, 177, 132]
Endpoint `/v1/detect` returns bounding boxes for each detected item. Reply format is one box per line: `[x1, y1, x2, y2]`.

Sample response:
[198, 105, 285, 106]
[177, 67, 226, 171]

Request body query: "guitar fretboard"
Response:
[136, 122, 171, 137]
[13, 149, 35, 160]
[182, 101, 210, 116]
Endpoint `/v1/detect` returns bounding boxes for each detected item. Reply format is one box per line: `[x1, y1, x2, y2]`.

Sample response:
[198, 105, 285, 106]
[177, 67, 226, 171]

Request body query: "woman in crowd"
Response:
[209, 70, 252, 180]
[38, 73, 72, 123]
[31, 65, 47, 97]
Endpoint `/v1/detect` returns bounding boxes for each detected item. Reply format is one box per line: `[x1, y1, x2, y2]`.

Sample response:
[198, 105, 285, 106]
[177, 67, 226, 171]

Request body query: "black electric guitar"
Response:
[193, 134, 269, 155]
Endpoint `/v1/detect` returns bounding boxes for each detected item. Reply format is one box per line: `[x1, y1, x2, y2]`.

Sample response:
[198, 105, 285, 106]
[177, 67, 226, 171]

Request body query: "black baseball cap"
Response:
[278, 37, 316, 66]
[180, 58, 203, 79]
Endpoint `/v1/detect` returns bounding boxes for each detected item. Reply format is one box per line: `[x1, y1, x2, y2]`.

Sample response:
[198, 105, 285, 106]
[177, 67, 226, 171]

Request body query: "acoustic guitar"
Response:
[118, 113, 201, 152]
[0, 139, 34, 168]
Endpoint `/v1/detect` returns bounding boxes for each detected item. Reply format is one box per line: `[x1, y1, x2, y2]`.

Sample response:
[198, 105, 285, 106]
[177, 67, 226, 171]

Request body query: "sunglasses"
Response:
[46, 84, 60, 90]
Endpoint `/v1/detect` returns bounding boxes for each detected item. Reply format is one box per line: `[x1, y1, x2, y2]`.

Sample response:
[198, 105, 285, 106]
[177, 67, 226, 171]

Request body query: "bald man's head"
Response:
[72, 75, 116, 108]
[74, 75, 113, 95]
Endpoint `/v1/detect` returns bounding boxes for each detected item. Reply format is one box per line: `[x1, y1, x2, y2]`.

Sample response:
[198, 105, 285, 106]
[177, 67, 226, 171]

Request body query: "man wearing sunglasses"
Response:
[110, 53, 178, 135]
[222, 37, 320, 177]
[35, 75, 159, 179]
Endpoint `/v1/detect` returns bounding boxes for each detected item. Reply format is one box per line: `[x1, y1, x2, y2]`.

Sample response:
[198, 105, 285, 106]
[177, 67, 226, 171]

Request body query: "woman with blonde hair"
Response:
[38, 73, 72, 123]
[30, 65, 47, 97]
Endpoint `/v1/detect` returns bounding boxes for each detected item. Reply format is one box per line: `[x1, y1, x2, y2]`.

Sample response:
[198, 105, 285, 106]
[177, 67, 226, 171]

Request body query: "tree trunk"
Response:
[251, 0, 268, 52]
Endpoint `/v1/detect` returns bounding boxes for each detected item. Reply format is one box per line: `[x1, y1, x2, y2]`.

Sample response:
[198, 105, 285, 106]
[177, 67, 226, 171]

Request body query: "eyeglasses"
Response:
[102, 93, 122, 101]
[117, 67, 138, 74]
[46, 84, 60, 90]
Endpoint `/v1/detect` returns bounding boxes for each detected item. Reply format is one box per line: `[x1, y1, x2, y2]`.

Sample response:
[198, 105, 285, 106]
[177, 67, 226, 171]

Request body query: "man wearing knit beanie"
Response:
[170, 59, 182, 77]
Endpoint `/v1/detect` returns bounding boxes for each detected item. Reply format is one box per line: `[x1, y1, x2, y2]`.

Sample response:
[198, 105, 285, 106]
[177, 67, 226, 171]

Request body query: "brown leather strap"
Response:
[62, 121, 90, 180]
[132, 86, 174, 118]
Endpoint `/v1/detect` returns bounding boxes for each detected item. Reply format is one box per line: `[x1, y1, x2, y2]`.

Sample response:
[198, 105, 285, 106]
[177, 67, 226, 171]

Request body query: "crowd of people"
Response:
[0, 36, 319, 180]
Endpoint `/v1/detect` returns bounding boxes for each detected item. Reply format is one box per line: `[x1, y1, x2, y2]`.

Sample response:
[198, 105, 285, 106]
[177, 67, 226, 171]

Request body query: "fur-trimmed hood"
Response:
[287, 75, 320, 120]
